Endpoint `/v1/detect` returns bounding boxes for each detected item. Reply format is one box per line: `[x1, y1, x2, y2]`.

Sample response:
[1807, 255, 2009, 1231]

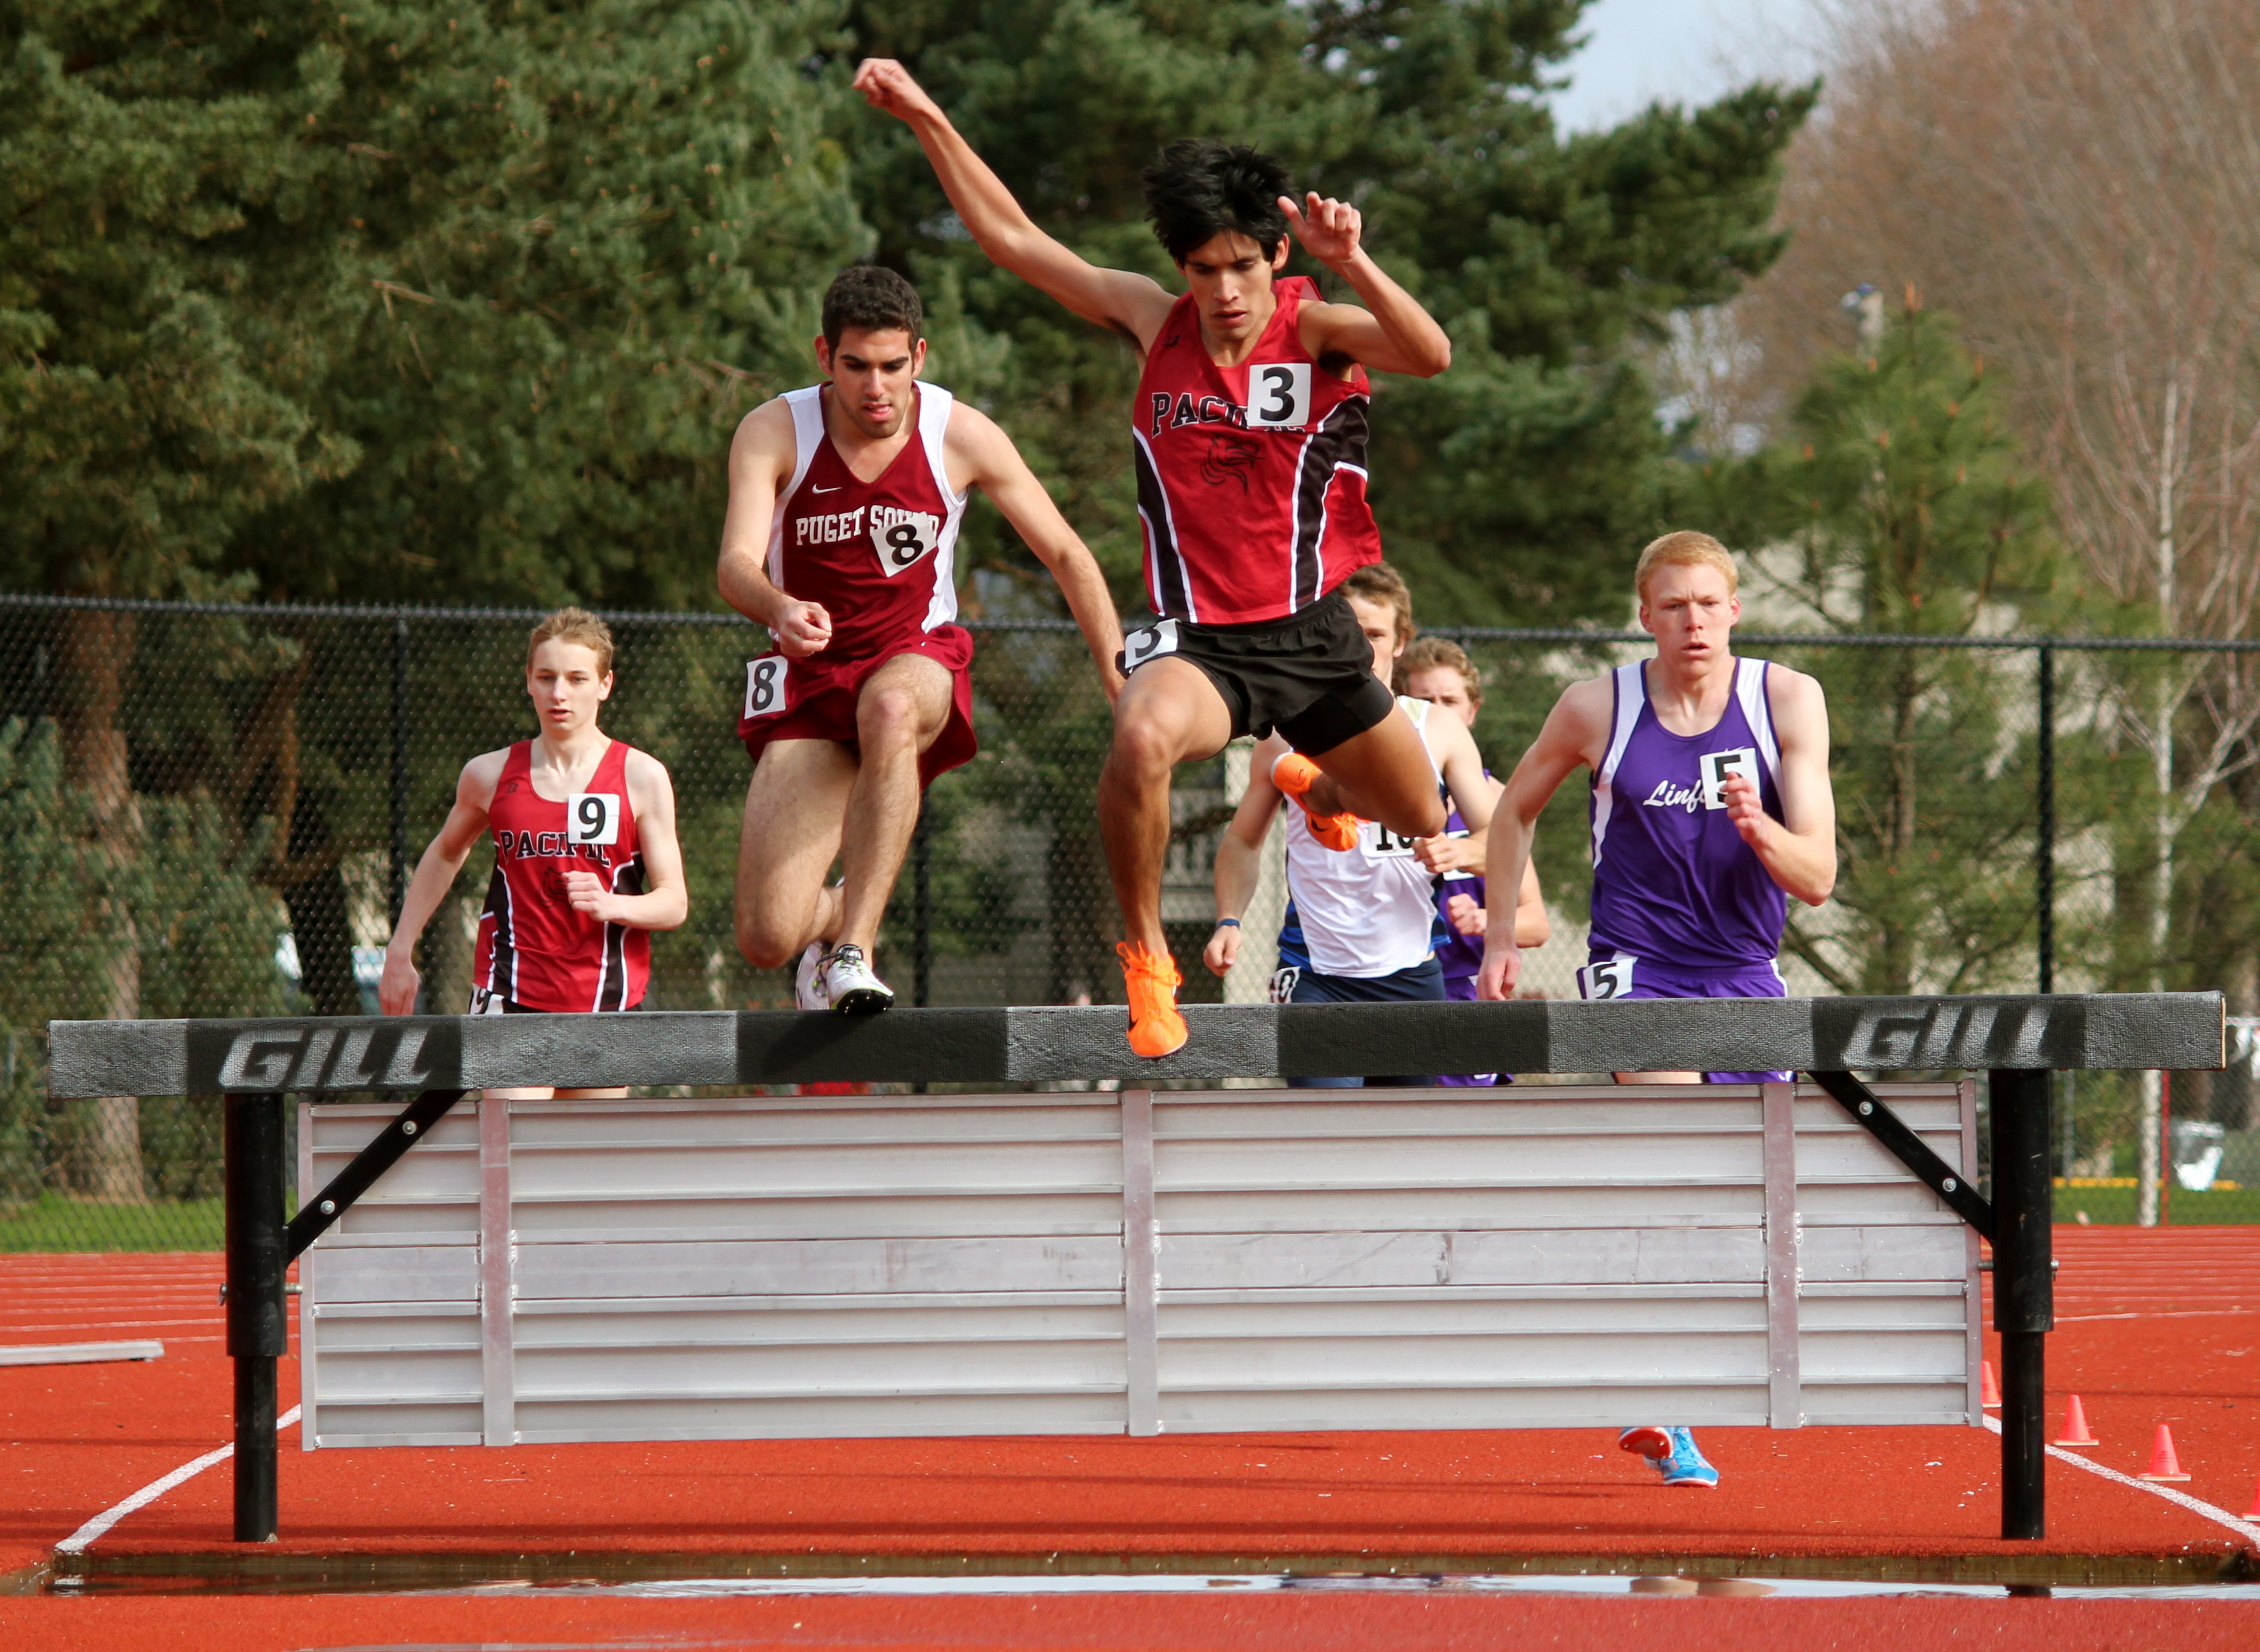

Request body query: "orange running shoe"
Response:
[1117, 941, 1188, 1059]
[1271, 751, 1361, 851]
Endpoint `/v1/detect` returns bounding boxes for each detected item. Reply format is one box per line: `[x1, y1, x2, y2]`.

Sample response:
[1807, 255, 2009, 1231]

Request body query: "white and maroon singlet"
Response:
[765, 381, 970, 656]
[1131, 276, 1382, 626]
[474, 739, 649, 1012]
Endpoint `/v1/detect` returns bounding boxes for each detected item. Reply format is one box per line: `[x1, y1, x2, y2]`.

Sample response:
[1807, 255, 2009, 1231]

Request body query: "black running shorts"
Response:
[1114, 586, 1396, 753]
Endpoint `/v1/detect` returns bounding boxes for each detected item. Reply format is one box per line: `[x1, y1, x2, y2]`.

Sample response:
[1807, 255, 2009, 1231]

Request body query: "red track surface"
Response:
[6, 1232, 2259, 1648]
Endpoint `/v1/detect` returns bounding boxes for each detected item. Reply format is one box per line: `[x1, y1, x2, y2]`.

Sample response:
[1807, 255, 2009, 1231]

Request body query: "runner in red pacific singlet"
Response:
[858, 57, 1458, 1058]
[718, 267, 1124, 1015]
[1133, 275, 1380, 624]
[380, 609, 689, 1100]
[476, 735, 649, 1012]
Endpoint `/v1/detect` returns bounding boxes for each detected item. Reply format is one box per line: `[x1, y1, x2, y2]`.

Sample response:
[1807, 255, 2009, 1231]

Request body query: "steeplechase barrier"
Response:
[47, 992, 2225, 1547]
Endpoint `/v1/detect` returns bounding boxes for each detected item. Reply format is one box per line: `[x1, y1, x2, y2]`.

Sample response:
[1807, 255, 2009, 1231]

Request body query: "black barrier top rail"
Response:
[47, 993, 2224, 1097]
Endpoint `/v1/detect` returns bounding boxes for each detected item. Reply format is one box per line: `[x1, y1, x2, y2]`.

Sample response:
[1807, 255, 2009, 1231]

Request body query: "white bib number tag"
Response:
[744, 655, 791, 719]
[1245, 362, 1313, 428]
[1579, 956, 1636, 1001]
[869, 507, 940, 578]
[1120, 618, 1181, 673]
[568, 791, 621, 846]
[1700, 746, 1760, 811]
[1369, 823, 1419, 858]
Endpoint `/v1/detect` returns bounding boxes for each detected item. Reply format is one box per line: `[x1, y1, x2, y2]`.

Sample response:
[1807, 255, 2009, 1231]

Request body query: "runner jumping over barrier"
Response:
[1479, 530, 1840, 1489]
[717, 266, 1124, 1012]
[855, 58, 1455, 1059]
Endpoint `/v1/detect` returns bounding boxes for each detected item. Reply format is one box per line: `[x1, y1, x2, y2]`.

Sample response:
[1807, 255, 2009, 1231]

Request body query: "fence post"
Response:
[389, 615, 409, 924]
[2036, 643, 2054, 995]
[913, 802, 931, 1010]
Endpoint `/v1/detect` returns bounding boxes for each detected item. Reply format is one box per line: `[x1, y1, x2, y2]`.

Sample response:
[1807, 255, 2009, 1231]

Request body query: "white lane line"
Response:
[2056, 1308, 2252, 1324]
[2, 1317, 222, 1333]
[54, 1405, 301, 1555]
[1982, 1416, 2260, 1546]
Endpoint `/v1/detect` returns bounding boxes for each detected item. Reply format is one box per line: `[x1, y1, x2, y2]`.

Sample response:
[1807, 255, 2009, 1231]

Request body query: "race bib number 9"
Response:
[744, 655, 791, 720]
[1578, 956, 1636, 1001]
[1119, 618, 1181, 673]
[1700, 746, 1760, 811]
[869, 506, 940, 578]
[568, 791, 621, 846]
[1244, 362, 1313, 428]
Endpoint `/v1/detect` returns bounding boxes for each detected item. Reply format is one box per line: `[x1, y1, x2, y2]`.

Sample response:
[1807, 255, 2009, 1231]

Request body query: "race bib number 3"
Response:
[1700, 746, 1760, 811]
[1244, 362, 1313, 428]
[1578, 956, 1636, 1001]
[744, 655, 791, 720]
[1119, 618, 1181, 673]
[568, 791, 621, 846]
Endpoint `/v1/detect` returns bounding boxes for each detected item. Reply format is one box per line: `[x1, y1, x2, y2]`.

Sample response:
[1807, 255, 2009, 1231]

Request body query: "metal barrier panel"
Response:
[299, 1082, 1978, 1449]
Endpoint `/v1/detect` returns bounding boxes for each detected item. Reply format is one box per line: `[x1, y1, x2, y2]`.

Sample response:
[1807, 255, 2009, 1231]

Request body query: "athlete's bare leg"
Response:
[483, 1086, 631, 1101]
[834, 652, 954, 958]
[1098, 659, 1235, 953]
[1295, 706, 1448, 838]
[1616, 1071, 1703, 1085]
[735, 739, 859, 969]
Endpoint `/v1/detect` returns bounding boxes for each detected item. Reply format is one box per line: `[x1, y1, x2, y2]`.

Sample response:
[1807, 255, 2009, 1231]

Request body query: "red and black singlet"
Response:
[474, 739, 648, 1012]
[1131, 276, 1382, 626]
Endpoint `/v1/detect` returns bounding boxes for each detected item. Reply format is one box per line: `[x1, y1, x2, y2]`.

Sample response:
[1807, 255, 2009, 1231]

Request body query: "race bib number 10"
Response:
[1244, 362, 1313, 428]
[1369, 823, 1419, 858]
[744, 655, 791, 720]
[567, 791, 621, 846]
[1578, 956, 1636, 1001]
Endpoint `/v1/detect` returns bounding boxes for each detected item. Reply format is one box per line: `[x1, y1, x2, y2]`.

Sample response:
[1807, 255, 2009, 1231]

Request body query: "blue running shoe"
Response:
[1618, 1426, 1671, 1460]
[1653, 1427, 1718, 1488]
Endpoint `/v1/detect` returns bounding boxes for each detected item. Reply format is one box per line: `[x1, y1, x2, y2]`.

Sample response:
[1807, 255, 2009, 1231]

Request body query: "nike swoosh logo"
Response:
[811, 484, 842, 494]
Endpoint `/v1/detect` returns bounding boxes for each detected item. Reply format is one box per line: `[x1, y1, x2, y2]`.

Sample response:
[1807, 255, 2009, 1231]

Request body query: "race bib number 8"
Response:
[568, 791, 621, 846]
[1119, 618, 1181, 673]
[744, 655, 791, 719]
[869, 506, 940, 578]
[1244, 362, 1313, 428]
[1578, 956, 1636, 1001]
[1700, 746, 1760, 811]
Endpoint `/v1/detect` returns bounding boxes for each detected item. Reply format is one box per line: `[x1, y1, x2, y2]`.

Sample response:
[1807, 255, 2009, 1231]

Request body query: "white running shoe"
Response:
[794, 941, 831, 1011]
[820, 943, 895, 1014]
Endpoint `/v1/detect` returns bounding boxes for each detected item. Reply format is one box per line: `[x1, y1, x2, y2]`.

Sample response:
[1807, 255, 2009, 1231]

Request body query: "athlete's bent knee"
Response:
[734, 909, 799, 971]
[858, 686, 923, 749]
[1105, 712, 1183, 786]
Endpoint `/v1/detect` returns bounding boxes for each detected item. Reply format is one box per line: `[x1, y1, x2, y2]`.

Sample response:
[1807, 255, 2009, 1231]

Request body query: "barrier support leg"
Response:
[1990, 1067, 2053, 1542]
[224, 1091, 287, 1542]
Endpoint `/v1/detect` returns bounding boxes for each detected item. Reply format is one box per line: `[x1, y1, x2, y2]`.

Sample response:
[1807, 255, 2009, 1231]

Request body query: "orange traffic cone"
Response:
[1982, 1360, 2002, 1409]
[2054, 1394, 2098, 1447]
[2139, 1423, 2190, 1483]
[2243, 1475, 2260, 1521]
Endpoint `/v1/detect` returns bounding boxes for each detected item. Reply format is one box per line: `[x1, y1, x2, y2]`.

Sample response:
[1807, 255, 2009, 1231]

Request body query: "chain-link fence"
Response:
[5, 593, 2258, 1248]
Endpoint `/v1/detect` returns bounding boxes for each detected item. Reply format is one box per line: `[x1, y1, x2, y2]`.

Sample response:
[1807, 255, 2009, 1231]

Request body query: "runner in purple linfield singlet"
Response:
[1474, 531, 1840, 1495]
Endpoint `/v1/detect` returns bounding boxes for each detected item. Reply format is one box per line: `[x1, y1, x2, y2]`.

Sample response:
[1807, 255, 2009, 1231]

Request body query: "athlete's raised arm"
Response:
[854, 58, 1175, 349]
[379, 750, 508, 1015]
[947, 405, 1126, 700]
[716, 398, 834, 657]
[1285, 194, 1451, 379]
[1726, 665, 1836, 906]
[1478, 675, 1610, 1000]
[563, 751, 691, 932]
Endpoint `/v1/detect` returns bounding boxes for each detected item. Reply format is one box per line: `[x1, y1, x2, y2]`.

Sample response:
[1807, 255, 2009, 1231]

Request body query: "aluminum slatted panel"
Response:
[299, 1081, 1979, 1449]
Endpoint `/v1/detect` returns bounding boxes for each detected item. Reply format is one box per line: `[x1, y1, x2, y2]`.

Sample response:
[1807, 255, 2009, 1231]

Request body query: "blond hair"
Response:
[1395, 635, 1482, 706]
[527, 607, 614, 676]
[1634, 531, 1739, 603]
[1341, 562, 1415, 649]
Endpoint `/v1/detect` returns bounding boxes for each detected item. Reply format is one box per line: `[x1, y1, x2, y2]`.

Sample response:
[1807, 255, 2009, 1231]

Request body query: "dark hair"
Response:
[821, 266, 924, 351]
[1140, 140, 1293, 265]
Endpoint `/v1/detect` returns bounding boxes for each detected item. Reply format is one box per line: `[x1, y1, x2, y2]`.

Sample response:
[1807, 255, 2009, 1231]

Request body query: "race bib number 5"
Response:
[567, 791, 621, 846]
[1578, 956, 1636, 1001]
[1118, 618, 1181, 674]
[744, 655, 791, 719]
[1700, 746, 1759, 811]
